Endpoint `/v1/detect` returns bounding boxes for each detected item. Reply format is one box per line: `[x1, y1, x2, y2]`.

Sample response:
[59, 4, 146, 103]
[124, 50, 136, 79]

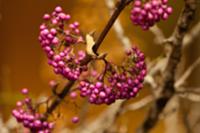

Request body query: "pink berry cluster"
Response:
[49, 48, 87, 80]
[130, 0, 173, 30]
[12, 88, 54, 133]
[79, 81, 114, 104]
[108, 47, 146, 98]
[78, 46, 147, 105]
[39, 6, 87, 80]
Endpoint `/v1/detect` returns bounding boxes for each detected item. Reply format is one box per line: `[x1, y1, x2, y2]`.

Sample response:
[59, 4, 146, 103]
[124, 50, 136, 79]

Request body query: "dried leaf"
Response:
[86, 34, 96, 56]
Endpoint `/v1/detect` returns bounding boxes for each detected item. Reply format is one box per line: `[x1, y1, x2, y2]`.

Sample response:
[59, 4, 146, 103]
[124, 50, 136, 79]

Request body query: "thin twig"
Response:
[175, 57, 200, 88]
[42, 81, 75, 120]
[122, 95, 153, 113]
[176, 88, 200, 102]
[183, 20, 200, 47]
[75, 100, 125, 133]
[149, 25, 165, 45]
[105, 0, 132, 50]
[93, 0, 134, 54]
[182, 106, 192, 133]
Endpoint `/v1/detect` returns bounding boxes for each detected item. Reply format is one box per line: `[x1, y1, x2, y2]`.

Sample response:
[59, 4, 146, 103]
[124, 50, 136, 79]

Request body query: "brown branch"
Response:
[75, 100, 125, 133]
[137, 0, 198, 133]
[42, 81, 75, 120]
[105, 0, 132, 50]
[41, 0, 134, 121]
[182, 108, 193, 133]
[163, 96, 179, 133]
[183, 20, 200, 47]
[175, 57, 200, 88]
[176, 88, 200, 102]
[122, 96, 153, 113]
[149, 25, 165, 44]
[93, 0, 133, 54]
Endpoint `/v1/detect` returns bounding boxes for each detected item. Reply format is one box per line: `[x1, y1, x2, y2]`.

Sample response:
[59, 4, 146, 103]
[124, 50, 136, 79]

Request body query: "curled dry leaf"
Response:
[86, 34, 107, 59]
[86, 34, 96, 56]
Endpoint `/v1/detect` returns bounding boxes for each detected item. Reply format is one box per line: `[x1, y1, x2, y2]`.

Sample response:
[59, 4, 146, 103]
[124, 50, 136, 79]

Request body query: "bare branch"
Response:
[175, 57, 200, 88]
[137, 0, 198, 132]
[149, 25, 166, 44]
[183, 21, 200, 47]
[144, 75, 157, 89]
[147, 57, 168, 75]
[144, 57, 168, 91]
[182, 107, 192, 133]
[176, 88, 200, 102]
[163, 96, 180, 133]
[75, 100, 125, 133]
[105, 0, 132, 50]
[122, 95, 153, 113]
[93, 0, 134, 53]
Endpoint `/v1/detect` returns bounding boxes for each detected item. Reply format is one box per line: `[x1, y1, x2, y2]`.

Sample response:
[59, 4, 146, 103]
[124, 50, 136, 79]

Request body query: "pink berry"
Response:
[52, 37, 59, 45]
[49, 80, 57, 88]
[21, 88, 29, 95]
[71, 116, 79, 123]
[55, 6, 62, 12]
[70, 91, 77, 99]
[16, 101, 23, 107]
[43, 14, 50, 20]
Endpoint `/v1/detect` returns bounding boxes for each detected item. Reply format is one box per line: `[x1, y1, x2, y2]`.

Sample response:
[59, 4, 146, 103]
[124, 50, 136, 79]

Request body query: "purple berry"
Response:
[21, 88, 29, 95]
[71, 116, 79, 123]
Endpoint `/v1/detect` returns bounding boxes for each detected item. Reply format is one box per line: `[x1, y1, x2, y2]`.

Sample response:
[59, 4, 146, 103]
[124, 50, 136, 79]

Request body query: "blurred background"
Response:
[0, 0, 200, 132]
